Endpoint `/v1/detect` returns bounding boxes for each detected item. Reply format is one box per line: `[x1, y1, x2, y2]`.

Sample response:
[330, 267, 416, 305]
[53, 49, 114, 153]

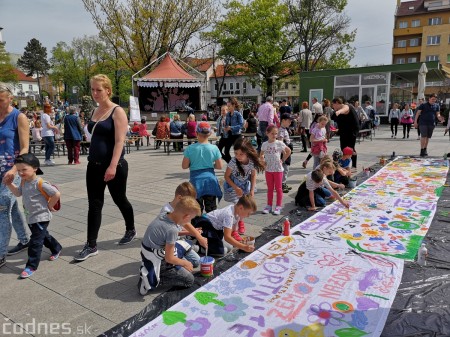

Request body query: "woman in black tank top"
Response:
[74, 74, 135, 262]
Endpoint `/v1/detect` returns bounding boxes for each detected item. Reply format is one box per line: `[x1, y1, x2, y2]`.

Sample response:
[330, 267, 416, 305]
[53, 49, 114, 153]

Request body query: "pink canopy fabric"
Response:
[141, 54, 196, 81]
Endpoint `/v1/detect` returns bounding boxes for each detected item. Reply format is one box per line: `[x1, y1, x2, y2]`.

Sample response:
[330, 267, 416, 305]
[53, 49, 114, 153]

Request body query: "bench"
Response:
[125, 136, 143, 152]
[157, 137, 219, 155]
[357, 129, 372, 143]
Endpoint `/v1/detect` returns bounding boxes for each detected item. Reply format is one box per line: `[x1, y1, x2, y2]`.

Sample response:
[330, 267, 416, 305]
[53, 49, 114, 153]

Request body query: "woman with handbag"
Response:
[401, 103, 414, 139]
[74, 74, 135, 262]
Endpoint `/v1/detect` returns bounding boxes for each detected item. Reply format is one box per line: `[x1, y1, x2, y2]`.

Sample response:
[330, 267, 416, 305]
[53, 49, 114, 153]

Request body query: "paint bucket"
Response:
[242, 235, 255, 246]
[200, 256, 215, 277]
[348, 177, 357, 189]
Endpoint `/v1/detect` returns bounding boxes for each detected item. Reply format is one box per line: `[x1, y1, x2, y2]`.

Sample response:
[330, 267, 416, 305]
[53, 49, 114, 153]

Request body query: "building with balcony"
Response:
[393, 0, 450, 65]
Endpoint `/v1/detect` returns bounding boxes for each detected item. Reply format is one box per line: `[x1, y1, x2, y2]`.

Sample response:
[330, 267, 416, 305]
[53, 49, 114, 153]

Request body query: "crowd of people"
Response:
[0, 75, 445, 295]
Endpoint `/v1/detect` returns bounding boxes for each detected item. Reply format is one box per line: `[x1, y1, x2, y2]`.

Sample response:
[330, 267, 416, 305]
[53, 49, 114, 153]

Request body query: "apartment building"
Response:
[393, 0, 450, 65]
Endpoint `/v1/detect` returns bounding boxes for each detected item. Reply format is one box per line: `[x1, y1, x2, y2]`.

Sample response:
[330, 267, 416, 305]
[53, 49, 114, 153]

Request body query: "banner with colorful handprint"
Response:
[130, 236, 404, 337]
[291, 158, 448, 260]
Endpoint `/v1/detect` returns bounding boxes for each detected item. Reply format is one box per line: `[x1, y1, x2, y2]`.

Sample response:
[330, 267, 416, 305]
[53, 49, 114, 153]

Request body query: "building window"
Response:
[427, 35, 441, 45]
[243, 82, 247, 89]
[399, 21, 408, 28]
[407, 57, 417, 63]
[410, 38, 420, 47]
[230, 82, 234, 90]
[428, 17, 442, 25]
[447, 54, 450, 63]
[396, 58, 405, 64]
[411, 19, 420, 27]
[284, 82, 289, 89]
[214, 83, 218, 91]
[251, 82, 256, 89]
[236, 82, 240, 90]
[18, 84, 23, 90]
[223, 83, 227, 90]
[397, 40, 407, 48]
[29, 85, 33, 90]
[426, 55, 439, 61]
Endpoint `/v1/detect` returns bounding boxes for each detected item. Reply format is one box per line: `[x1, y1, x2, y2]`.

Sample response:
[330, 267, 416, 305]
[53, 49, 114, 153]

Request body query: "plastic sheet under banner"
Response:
[128, 237, 404, 337]
[102, 158, 450, 336]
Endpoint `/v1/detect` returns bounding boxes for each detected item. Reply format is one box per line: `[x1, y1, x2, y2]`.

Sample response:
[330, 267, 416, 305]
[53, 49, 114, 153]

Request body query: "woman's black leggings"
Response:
[390, 118, 399, 136]
[86, 159, 135, 247]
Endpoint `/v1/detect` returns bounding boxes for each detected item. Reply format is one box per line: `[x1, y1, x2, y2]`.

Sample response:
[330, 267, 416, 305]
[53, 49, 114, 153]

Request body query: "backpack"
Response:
[369, 109, 376, 120]
[37, 178, 61, 211]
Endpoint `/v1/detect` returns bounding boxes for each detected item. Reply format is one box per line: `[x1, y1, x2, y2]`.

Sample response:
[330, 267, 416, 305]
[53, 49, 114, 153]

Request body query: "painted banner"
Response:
[291, 158, 448, 260]
[131, 236, 404, 337]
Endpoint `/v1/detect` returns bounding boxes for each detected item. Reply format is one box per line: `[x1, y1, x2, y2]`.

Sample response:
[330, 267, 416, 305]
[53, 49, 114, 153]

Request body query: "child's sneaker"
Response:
[49, 250, 61, 261]
[302, 160, 308, 169]
[282, 184, 290, 193]
[262, 205, 272, 214]
[20, 267, 35, 279]
[231, 231, 243, 241]
[238, 220, 245, 234]
[273, 206, 282, 215]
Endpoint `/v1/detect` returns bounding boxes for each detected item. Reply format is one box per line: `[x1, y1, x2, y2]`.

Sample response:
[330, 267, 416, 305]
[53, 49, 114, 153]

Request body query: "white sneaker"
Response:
[273, 206, 282, 215]
[44, 160, 55, 166]
[262, 205, 272, 214]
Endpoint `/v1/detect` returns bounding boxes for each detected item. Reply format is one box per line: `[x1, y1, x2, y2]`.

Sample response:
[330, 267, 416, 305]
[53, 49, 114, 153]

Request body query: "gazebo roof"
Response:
[140, 54, 198, 82]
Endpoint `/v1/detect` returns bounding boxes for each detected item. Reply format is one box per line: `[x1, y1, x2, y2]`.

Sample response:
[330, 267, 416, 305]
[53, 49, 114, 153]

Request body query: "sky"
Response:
[0, 0, 397, 67]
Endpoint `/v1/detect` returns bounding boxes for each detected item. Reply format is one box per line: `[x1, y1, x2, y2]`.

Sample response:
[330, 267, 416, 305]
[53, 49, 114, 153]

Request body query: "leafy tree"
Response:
[82, 0, 217, 73]
[17, 38, 50, 102]
[206, 0, 299, 96]
[288, 0, 356, 71]
[0, 44, 17, 83]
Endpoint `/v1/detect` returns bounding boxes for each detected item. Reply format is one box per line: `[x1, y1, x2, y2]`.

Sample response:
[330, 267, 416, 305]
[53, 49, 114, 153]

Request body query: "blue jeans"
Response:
[0, 175, 29, 258]
[43, 136, 55, 161]
[315, 187, 332, 206]
[257, 121, 269, 152]
[27, 221, 61, 270]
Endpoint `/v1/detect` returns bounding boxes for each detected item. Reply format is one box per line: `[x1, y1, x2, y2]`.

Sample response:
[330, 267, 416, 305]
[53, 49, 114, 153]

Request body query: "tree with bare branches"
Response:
[82, 0, 217, 73]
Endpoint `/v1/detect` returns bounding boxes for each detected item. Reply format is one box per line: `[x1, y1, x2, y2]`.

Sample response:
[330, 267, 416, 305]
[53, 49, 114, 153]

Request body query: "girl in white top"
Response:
[388, 103, 401, 138]
[260, 125, 291, 215]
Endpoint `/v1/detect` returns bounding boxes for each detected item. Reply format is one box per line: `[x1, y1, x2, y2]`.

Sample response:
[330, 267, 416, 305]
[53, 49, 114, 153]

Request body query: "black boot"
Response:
[420, 148, 425, 157]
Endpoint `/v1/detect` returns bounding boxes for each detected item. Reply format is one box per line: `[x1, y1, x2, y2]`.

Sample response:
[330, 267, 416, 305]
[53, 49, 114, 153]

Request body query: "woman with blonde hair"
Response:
[74, 74, 135, 261]
[298, 101, 313, 154]
[170, 113, 184, 151]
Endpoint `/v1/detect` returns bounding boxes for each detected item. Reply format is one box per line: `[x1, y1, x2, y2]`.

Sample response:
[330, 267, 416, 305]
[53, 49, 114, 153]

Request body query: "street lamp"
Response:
[271, 75, 278, 98]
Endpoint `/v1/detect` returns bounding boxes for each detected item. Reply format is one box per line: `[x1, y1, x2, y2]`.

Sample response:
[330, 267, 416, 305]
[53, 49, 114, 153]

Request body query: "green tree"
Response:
[0, 44, 17, 83]
[82, 0, 217, 73]
[288, 0, 356, 71]
[17, 38, 50, 102]
[206, 0, 299, 96]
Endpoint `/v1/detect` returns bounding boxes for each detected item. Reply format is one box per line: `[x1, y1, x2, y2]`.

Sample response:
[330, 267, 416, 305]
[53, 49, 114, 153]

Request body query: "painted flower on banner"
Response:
[305, 274, 319, 284]
[214, 297, 248, 322]
[307, 302, 344, 326]
[183, 317, 211, 337]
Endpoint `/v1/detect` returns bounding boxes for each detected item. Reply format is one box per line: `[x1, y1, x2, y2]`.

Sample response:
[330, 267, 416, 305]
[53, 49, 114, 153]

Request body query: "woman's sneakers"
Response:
[74, 243, 98, 261]
[119, 229, 137, 245]
[20, 267, 35, 279]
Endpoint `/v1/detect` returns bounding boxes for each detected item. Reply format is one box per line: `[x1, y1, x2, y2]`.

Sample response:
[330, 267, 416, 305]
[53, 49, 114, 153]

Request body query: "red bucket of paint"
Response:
[200, 256, 215, 277]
